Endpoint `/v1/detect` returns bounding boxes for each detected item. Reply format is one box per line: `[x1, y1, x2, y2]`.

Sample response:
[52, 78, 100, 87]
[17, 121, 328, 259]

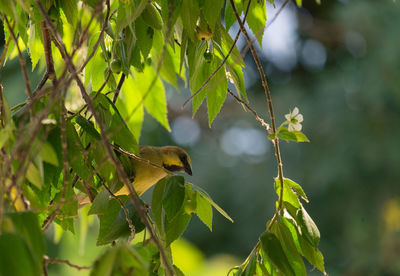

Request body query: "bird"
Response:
[115, 145, 192, 196]
[80, 145, 192, 205]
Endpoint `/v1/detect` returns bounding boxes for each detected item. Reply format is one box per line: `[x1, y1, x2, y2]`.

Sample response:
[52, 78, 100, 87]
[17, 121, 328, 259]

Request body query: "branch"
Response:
[227, 89, 270, 132]
[2, 16, 32, 99]
[43, 255, 91, 271]
[112, 73, 125, 104]
[41, 21, 57, 85]
[229, 0, 285, 227]
[181, 0, 252, 109]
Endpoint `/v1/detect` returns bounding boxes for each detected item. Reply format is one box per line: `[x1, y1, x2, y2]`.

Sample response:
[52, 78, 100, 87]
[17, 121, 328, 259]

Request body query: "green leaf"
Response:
[243, 251, 257, 276]
[164, 209, 191, 245]
[192, 185, 233, 222]
[195, 191, 213, 231]
[26, 162, 42, 189]
[66, 121, 91, 181]
[152, 177, 169, 230]
[283, 178, 308, 202]
[60, 0, 78, 26]
[277, 127, 310, 143]
[206, 57, 228, 126]
[93, 93, 138, 154]
[75, 115, 101, 141]
[274, 178, 300, 208]
[90, 244, 118, 276]
[247, 0, 267, 47]
[135, 16, 153, 59]
[298, 235, 325, 273]
[5, 212, 46, 258]
[39, 142, 59, 166]
[180, 0, 199, 41]
[117, 77, 144, 141]
[260, 232, 295, 276]
[226, 64, 248, 102]
[277, 128, 297, 142]
[27, 22, 43, 71]
[292, 131, 310, 142]
[272, 222, 306, 276]
[126, 65, 170, 132]
[90, 190, 145, 245]
[217, 22, 245, 67]
[162, 176, 186, 221]
[0, 233, 42, 276]
[203, 0, 224, 31]
[298, 205, 320, 247]
[224, 0, 243, 31]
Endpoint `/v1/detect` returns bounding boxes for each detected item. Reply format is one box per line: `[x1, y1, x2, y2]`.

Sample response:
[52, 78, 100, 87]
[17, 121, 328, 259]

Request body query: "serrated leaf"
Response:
[128, 65, 170, 132]
[274, 178, 300, 208]
[117, 77, 144, 141]
[284, 178, 308, 202]
[192, 185, 233, 222]
[260, 232, 295, 276]
[60, 0, 78, 26]
[206, 57, 228, 126]
[224, 0, 243, 31]
[28, 22, 43, 71]
[195, 192, 213, 231]
[292, 131, 310, 142]
[247, 0, 266, 47]
[164, 209, 191, 246]
[277, 128, 298, 142]
[298, 235, 325, 273]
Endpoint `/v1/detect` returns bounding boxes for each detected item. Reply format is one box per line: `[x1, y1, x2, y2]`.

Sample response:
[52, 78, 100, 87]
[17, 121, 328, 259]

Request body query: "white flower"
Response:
[285, 107, 303, 132]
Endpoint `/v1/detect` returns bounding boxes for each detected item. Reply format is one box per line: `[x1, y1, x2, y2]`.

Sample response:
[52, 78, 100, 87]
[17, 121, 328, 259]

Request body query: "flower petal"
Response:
[296, 114, 303, 123]
[285, 114, 291, 121]
[288, 124, 294, 132]
[293, 123, 302, 131]
[292, 107, 299, 116]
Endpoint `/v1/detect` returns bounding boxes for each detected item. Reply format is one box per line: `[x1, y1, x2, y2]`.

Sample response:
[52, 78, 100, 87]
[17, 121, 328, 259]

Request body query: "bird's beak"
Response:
[184, 162, 192, 176]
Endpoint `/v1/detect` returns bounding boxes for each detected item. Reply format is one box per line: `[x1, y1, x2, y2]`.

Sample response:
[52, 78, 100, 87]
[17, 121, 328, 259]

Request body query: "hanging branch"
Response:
[34, 1, 175, 274]
[229, 0, 285, 228]
[43, 255, 91, 272]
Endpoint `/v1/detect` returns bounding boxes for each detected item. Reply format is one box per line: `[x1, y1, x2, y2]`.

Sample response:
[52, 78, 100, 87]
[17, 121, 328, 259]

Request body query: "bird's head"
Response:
[161, 146, 192, 176]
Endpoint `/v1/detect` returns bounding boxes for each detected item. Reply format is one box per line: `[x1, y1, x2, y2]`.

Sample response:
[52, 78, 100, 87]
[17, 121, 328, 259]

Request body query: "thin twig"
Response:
[229, 0, 285, 230]
[2, 16, 32, 98]
[181, 0, 252, 109]
[227, 89, 270, 132]
[41, 21, 57, 85]
[43, 255, 91, 271]
[112, 73, 125, 103]
[34, 1, 174, 274]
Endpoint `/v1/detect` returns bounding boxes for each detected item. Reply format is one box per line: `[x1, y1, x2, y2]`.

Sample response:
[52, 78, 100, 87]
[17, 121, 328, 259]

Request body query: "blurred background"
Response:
[1, 0, 400, 275]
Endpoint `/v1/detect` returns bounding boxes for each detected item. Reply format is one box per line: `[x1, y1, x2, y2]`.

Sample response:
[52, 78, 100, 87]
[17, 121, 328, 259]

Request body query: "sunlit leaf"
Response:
[260, 232, 295, 276]
[195, 192, 213, 231]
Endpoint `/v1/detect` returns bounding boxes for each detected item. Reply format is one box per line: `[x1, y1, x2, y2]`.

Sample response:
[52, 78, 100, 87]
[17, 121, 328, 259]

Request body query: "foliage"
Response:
[0, 0, 325, 275]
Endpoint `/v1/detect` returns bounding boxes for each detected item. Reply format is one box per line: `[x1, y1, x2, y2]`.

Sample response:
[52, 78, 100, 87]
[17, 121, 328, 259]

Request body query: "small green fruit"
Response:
[141, 3, 163, 30]
[110, 59, 122, 74]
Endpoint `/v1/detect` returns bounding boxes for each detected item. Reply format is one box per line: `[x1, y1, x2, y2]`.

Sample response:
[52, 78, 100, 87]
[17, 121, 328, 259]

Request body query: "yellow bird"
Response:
[115, 145, 192, 196]
[80, 145, 192, 205]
